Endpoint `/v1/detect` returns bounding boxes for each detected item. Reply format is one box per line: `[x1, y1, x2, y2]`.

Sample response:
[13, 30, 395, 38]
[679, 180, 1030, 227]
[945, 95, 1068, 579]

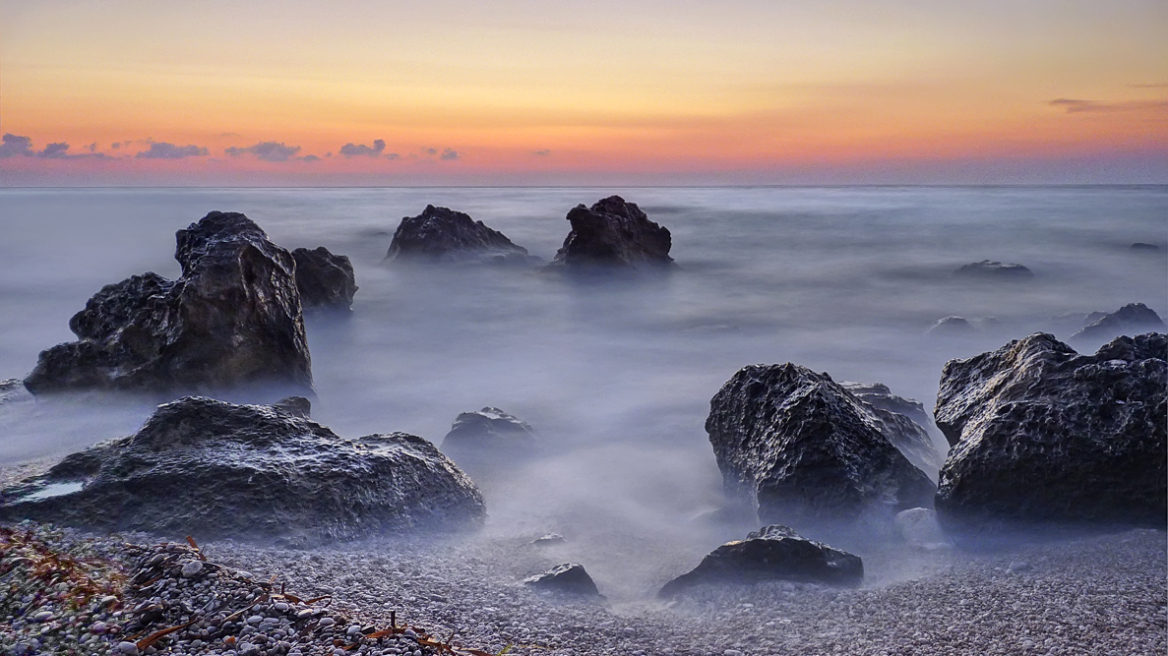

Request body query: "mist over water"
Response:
[1, 186, 1165, 595]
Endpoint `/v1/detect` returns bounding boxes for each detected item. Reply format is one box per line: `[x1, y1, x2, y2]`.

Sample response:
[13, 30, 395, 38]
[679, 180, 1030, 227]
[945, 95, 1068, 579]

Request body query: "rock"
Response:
[180, 560, 204, 578]
[441, 407, 536, 454]
[657, 525, 863, 598]
[546, 196, 674, 270]
[386, 205, 535, 265]
[271, 395, 312, 419]
[23, 212, 313, 396]
[532, 533, 566, 546]
[522, 563, 602, 596]
[706, 364, 936, 526]
[953, 260, 1034, 279]
[934, 332, 1167, 530]
[1071, 303, 1166, 344]
[926, 316, 978, 337]
[894, 508, 951, 549]
[0, 396, 485, 544]
[840, 382, 945, 474]
[1131, 242, 1160, 251]
[0, 378, 34, 408]
[291, 247, 357, 311]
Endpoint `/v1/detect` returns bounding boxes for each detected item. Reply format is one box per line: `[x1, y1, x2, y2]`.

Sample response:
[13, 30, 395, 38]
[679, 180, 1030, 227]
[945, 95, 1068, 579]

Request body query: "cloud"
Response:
[220, 132, 240, 138]
[533, 149, 551, 156]
[301, 154, 321, 163]
[422, 147, 438, 156]
[86, 143, 97, 153]
[439, 148, 459, 161]
[1049, 98, 1168, 113]
[226, 141, 302, 162]
[339, 138, 386, 157]
[0, 133, 33, 158]
[385, 152, 399, 160]
[39, 142, 70, 158]
[136, 142, 210, 159]
[1128, 83, 1168, 89]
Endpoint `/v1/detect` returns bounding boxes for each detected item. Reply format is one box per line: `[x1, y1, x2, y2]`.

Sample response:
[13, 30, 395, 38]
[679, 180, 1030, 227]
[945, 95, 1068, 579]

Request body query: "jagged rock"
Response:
[934, 333, 1167, 530]
[1071, 303, 1165, 344]
[0, 396, 485, 545]
[894, 508, 951, 549]
[23, 212, 312, 396]
[706, 364, 936, 526]
[546, 196, 674, 270]
[440, 407, 536, 454]
[954, 260, 1033, 279]
[840, 382, 945, 474]
[386, 205, 535, 265]
[1131, 242, 1160, 251]
[291, 247, 357, 311]
[523, 563, 601, 596]
[657, 525, 863, 598]
[926, 316, 978, 337]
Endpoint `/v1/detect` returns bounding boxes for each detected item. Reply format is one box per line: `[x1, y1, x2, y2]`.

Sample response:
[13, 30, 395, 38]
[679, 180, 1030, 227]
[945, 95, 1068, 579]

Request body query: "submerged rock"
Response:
[658, 525, 863, 598]
[386, 205, 535, 265]
[706, 364, 936, 526]
[24, 212, 312, 396]
[523, 563, 602, 596]
[292, 247, 357, 311]
[934, 332, 1167, 530]
[0, 396, 485, 545]
[1130, 242, 1160, 251]
[546, 196, 674, 270]
[953, 260, 1033, 279]
[926, 316, 978, 337]
[440, 407, 536, 454]
[1071, 303, 1165, 344]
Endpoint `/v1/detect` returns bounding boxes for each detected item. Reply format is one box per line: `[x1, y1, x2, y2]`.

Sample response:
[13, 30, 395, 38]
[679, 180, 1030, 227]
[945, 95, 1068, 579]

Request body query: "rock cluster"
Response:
[546, 196, 674, 270]
[291, 246, 358, 312]
[386, 205, 534, 265]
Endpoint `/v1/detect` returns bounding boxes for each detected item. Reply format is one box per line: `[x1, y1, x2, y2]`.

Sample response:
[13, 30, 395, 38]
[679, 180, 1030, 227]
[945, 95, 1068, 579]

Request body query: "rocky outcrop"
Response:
[546, 196, 674, 270]
[386, 205, 534, 265]
[1071, 303, 1165, 344]
[934, 333, 1167, 530]
[440, 407, 536, 454]
[954, 260, 1033, 279]
[523, 563, 601, 596]
[0, 396, 485, 545]
[706, 364, 937, 526]
[658, 525, 863, 598]
[840, 382, 944, 474]
[23, 212, 312, 396]
[292, 247, 357, 311]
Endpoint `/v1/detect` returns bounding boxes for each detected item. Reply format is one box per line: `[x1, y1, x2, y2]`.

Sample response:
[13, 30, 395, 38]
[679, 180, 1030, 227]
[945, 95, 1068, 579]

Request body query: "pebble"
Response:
[180, 560, 204, 578]
[117, 641, 140, 655]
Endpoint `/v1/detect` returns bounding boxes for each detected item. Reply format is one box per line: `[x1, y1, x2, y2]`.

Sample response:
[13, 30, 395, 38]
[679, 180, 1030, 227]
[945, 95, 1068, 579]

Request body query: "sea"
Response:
[0, 186, 1165, 578]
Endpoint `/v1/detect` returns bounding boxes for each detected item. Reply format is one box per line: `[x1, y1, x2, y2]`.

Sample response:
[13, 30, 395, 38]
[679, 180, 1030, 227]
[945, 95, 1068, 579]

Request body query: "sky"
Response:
[1, 0, 1166, 185]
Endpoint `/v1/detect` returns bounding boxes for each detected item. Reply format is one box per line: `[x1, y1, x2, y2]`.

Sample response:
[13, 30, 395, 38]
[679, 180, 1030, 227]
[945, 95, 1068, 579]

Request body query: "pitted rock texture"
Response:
[441, 407, 536, 453]
[292, 246, 358, 311]
[658, 525, 863, 598]
[546, 196, 674, 270]
[24, 212, 312, 396]
[933, 332, 1167, 530]
[0, 396, 486, 545]
[1071, 302, 1165, 344]
[386, 205, 534, 265]
[706, 364, 936, 526]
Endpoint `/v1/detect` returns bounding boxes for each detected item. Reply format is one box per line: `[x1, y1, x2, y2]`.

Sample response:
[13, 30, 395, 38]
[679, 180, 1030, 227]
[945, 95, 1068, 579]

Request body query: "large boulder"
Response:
[292, 246, 358, 311]
[23, 212, 312, 396]
[1071, 303, 1165, 344]
[934, 332, 1167, 530]
[386, 205, 535, 265]
[706, 364, 936, 526]
[0, 396, 485, 545]
[441, 407, 536, 454]
[546, 196, 674, 270]
[657, 525, 863, 598]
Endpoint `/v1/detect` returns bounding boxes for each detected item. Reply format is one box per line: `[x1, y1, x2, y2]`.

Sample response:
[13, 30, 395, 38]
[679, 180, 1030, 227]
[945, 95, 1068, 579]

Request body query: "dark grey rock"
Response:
[546, 196, 674, 270]
[441, 407, 536, 453]
[934, 332, 1167, 530]
[1071, 303, 1166, 344]
[0, 396, 485, 545]
[840, 382, 944, 474]
[657, 525, 863, 598]
[0, 379, 33, 407]
[706, 364, 936, 526]
[291, 247, 357, 311]
[954, 260, 1034, 279]
[23, 212, 312, 396]
[386, 205, 535, 265]
[523, 563, 601, 596]
[1131, 242, 1160, 251]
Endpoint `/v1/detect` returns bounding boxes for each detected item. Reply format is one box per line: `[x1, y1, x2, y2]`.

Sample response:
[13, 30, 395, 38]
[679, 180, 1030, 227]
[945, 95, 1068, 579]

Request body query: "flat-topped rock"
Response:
[292, 246, 357, 311]
[387, 205, 535, 265]
[954, 260, 1033, 279]
[546, 196, 674, 270]
[441, 407, 536, 453]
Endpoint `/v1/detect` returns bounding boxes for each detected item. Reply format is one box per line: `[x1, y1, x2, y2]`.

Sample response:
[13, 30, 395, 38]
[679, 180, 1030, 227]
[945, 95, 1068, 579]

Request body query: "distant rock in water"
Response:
[840, 381, 945, 474]
[953, 260, 1033, 279]
[657, 525, 863, 598]
[706, 364, 936, 526]
[23, 211, 313, 397]
[0, 396, 486, 546]
[926, 316, 978, 337]
[292, 247, 357, 311]
[545, 196, 674, 270]
[523, 563, 602, 596]
[1071, 303, 1165, 344]
[386, 205, 536, 266]
[441, 407, 536, 454]
[934, 332, 1167, 531]
[1131, 242, 1160, 251]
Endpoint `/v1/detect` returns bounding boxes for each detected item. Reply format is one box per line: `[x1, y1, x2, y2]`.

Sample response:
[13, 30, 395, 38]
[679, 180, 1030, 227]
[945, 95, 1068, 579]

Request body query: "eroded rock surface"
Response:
[658, 525, 863, 598]
[24, 212, 312, 396]
[706, 364, 936, 526]
[546, 196, 674, 270]
[934, 332, 1167, 530]
[292, 247, 357, 311]
[386, 205, 534, 265]
[0, 396, 486, 545]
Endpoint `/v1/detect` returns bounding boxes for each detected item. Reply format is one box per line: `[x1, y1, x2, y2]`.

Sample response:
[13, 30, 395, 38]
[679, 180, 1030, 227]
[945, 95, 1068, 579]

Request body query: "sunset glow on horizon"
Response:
[2, 0, 1166, 185]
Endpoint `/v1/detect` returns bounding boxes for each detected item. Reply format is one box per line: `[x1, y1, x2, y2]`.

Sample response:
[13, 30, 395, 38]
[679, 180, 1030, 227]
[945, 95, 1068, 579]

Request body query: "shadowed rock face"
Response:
[706, 364, 937, 526]
[658, 525, 863, 598]
[386, 205, 533, 265]
[1071, 303, 1165, 344]
[523, 563, 602, 596]
[953, 260, 1033, 279]
[292, 247, 358, 311]
[441, 407, 536, 453]
[934, 332, 1167, 530]
[840, 382, 944, 475]
[547, 196, 674, 270]
[0, 396, 486, 546]
[24, 212, 312, 396]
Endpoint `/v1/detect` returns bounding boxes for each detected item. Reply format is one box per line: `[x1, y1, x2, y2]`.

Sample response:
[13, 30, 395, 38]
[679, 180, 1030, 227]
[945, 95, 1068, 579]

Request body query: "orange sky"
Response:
[2, 0, 1166, 184]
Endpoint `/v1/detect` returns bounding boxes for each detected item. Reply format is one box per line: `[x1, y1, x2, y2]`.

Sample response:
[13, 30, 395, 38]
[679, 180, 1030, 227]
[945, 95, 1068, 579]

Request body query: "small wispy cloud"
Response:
[39, 142, 71, 158]
[339, 139, 386, 157]
[439, 148, 459, 161]
[385, 152, 400, 160]
[1128, 83, 1168, 89]
[533, 149, 551, 156]
[0, 134, 33, 158]
[1048, 98, 1168, 113]
[422, 147, 438, 156]
[136, 142, 209, 159]
[301, 154, 321, 163]
[226, 141, 303, 162]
